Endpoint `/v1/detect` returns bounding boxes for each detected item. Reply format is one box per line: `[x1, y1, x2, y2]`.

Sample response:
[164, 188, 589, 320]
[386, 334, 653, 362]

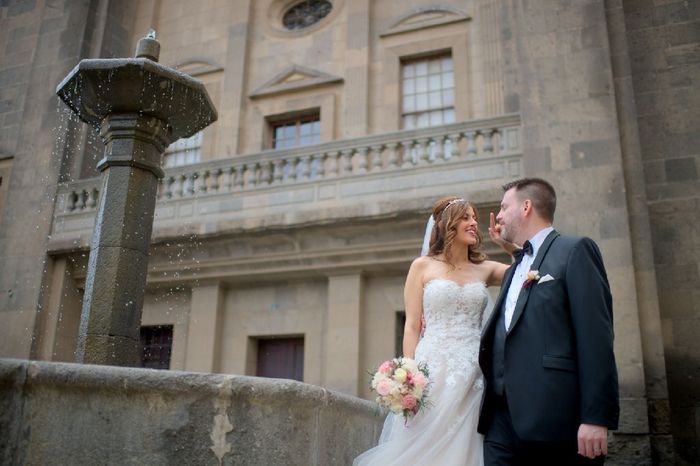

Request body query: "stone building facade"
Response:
[0, 0, 697, 464]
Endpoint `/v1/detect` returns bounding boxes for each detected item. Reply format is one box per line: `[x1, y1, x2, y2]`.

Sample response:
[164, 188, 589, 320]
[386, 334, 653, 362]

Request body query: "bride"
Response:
[354, 197, 513, 466]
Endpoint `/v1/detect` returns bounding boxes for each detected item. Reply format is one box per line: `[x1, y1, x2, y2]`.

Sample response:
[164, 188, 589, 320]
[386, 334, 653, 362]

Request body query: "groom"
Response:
[479, 178, 619, 465]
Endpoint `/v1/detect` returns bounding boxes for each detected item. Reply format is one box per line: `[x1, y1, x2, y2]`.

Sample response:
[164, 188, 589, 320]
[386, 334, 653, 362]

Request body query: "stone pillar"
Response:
[185, 283, 224, 372]
[324, 273, 363, 395]
[75, 113, 170, 366]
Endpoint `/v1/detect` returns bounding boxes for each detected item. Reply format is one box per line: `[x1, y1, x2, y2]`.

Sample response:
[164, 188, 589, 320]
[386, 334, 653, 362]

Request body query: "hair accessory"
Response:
[441, 198, 465, 215]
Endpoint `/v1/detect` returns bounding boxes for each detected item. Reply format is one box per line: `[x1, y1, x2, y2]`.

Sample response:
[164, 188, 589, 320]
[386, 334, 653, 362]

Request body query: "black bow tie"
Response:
[513, 240, 533, 265]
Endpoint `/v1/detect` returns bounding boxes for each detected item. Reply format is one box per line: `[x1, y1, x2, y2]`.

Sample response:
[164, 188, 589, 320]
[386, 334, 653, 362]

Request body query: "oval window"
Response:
[282, 1, 333, 30]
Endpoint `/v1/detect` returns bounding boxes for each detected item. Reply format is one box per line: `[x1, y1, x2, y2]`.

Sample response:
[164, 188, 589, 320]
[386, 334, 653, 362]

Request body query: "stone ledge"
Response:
[0, 358, 384, 466]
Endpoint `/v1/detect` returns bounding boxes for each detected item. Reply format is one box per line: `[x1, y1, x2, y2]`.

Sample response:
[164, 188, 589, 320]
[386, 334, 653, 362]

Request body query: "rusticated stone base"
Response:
[0, 359, 385, 466]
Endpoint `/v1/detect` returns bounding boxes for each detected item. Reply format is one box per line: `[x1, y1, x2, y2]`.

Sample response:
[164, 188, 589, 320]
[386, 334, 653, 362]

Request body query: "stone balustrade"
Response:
[50, 114, 522, 250]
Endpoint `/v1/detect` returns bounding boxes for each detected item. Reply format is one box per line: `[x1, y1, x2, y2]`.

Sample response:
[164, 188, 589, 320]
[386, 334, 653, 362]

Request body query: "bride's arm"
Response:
[402, 258, 425, 359]
[486, 260, 509, 287]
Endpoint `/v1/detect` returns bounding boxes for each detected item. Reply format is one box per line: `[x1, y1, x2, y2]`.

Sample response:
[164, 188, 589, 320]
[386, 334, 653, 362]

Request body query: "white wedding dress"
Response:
[354, 279, 488, 466]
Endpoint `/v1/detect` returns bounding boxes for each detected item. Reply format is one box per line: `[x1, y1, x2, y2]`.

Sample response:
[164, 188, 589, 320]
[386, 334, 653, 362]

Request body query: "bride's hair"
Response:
[428, 197, 486, 265]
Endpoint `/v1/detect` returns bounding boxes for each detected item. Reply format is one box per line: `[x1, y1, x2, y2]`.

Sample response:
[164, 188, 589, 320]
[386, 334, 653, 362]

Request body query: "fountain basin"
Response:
[56, 58, 217, 140]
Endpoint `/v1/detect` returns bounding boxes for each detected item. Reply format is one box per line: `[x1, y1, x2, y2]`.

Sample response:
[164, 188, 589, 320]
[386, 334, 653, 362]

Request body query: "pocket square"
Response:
[538, 274, 555, 284]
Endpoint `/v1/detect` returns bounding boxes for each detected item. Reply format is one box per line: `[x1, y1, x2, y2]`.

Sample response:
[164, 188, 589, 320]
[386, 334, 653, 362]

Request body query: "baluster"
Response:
[483, 129, 494, 155]
[341, 149, 353, 175]
[233, 166, 244, 190]
[245, 164, 257, 188]
[272, 160, 284, 185]
[466, 132, 477, 157]
[326, 151, 340, 177]
[416, 138, 429, 165]
[285, 158, 297, 182]
[356, 147, 368, 173]
[210, 168, 222, 193]
[78, 190, 88, 210]
[259, 161, 272, 186]
[187, 172, 198, 196]
[386, 142, 398, 168]
[199, 170, 210, 194]
[68, 191, 78, 211]
[449, 133, 461, 160]
[299, 155, 311, 180]
[312, 153, 325, 179]
[435, 135, 451, 162]
[427, 139, 437, 163]
[164, 176, 175, 198]
[370, 145, 383, 171]
[87, 188, 98, 208]
[223, 167, 234, 192]
[248, 163, 262, 188]
[400, 141, 414, 168]
[173, 174, 184, 197]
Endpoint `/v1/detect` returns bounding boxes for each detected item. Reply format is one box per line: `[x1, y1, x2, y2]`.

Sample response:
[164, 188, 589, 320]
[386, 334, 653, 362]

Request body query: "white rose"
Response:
[393, 368, 408, 383]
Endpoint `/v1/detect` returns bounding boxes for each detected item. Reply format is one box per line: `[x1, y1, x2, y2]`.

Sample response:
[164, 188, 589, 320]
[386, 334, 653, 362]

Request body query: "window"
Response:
[256, 337, 304, 381]
[270, 112, 320, 149]
[140, 325, 173, 370]
[163, 131, 202, 168]
[401, 54, 455, 129]
[283, 0, 332, 30]
[395, 311, 406, 357]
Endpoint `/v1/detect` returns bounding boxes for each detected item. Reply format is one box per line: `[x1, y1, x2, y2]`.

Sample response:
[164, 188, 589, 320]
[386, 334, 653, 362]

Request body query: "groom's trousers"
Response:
[483, 394, 605, 466]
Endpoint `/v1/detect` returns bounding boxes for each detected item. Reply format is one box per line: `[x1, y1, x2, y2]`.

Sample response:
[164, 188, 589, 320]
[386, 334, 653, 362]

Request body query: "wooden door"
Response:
[256, 337, 304, 382]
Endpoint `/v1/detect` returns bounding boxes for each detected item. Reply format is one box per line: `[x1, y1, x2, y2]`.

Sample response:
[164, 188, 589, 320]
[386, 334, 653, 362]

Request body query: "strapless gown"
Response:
[354, 279, 488, 466]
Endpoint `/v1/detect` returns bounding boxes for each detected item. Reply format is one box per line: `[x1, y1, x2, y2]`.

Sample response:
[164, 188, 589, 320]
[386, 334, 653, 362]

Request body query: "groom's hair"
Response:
[502, 178, 556, 222]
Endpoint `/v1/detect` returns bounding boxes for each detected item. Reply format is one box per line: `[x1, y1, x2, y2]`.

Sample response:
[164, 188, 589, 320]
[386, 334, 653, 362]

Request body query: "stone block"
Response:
[570, 139, 617, 168]
[665, 157, 698, 182]
[607, 433, 653, 465]
[618, 397, 650, 433]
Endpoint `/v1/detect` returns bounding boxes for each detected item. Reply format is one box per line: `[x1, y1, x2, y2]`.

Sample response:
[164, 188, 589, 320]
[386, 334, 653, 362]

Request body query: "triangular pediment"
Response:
[172, 58, 224, 76]
[381, 7, 471, 37]
[250, 65, 343, 99]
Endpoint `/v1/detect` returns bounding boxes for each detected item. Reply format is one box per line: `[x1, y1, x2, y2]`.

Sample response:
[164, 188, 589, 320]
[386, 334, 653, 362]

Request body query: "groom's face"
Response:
[496, 188, 524, 244]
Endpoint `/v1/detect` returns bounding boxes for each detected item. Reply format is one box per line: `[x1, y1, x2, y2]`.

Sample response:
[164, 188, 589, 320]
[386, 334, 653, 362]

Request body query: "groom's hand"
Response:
[577, 423, 608, 459]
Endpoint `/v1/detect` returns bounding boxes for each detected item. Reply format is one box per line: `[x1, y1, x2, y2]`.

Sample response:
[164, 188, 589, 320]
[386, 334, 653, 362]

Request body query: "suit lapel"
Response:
[506, 230, 560, 335]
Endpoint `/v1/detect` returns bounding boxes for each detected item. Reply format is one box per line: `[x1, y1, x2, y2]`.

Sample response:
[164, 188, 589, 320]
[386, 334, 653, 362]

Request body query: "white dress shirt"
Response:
[503, 226, 554, 330]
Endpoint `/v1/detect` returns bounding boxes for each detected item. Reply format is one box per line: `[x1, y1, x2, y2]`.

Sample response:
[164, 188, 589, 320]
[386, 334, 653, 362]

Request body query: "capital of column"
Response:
[97, 113, 174, 178]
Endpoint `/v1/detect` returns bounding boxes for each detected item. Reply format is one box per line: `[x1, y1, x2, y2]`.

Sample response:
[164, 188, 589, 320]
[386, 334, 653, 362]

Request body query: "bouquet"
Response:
[369, 357, 430, 422]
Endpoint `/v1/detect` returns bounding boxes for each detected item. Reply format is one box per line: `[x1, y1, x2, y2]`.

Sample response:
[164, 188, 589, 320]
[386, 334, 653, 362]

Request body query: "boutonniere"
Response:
[523, 270, 541, 289]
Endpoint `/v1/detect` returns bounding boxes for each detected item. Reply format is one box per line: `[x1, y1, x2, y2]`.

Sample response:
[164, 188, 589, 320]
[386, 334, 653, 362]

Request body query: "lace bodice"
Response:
[415, 279, 488, 387]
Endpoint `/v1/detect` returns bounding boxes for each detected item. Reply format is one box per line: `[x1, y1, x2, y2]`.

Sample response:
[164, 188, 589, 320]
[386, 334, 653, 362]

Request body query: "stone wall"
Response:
[0, 358, 384, 465]
[620, 1, 700, 464]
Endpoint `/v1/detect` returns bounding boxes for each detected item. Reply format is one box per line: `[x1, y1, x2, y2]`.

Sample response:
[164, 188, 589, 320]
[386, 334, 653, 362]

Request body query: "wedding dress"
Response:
[354, 278, 488, 466]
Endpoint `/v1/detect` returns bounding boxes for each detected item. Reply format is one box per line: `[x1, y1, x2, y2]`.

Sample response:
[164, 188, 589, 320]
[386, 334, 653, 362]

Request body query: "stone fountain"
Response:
[56, 32, 217, 366]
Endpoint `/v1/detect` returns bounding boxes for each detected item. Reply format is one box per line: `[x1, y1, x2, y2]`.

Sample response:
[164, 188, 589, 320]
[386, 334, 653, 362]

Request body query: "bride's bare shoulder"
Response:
[410, 255, 433, 270]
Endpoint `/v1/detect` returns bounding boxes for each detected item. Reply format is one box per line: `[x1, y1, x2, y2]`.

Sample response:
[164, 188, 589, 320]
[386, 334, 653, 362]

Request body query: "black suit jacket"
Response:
[478, 230, 619, 442]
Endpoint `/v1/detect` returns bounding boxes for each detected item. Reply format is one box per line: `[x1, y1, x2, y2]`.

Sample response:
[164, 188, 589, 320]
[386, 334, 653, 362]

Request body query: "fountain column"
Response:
[56, 34, 217, 365]
[75, 113, 170, 365]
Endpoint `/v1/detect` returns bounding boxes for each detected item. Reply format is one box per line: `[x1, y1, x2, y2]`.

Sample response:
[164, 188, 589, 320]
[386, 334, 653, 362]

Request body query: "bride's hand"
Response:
[489, 212, 518, 256]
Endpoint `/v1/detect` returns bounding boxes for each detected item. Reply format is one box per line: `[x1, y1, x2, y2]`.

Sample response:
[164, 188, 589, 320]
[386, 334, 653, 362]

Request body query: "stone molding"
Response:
[380, 6, 471, 38]
[249, 64, 344, 99]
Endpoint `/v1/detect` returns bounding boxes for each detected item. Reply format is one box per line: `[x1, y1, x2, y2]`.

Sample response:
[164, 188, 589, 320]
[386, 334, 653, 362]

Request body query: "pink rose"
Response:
[401, 394, 418, 410]
[378, 361, 394, 374]
[413, 372, 427, 387]
[376, 380, 392, 396]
